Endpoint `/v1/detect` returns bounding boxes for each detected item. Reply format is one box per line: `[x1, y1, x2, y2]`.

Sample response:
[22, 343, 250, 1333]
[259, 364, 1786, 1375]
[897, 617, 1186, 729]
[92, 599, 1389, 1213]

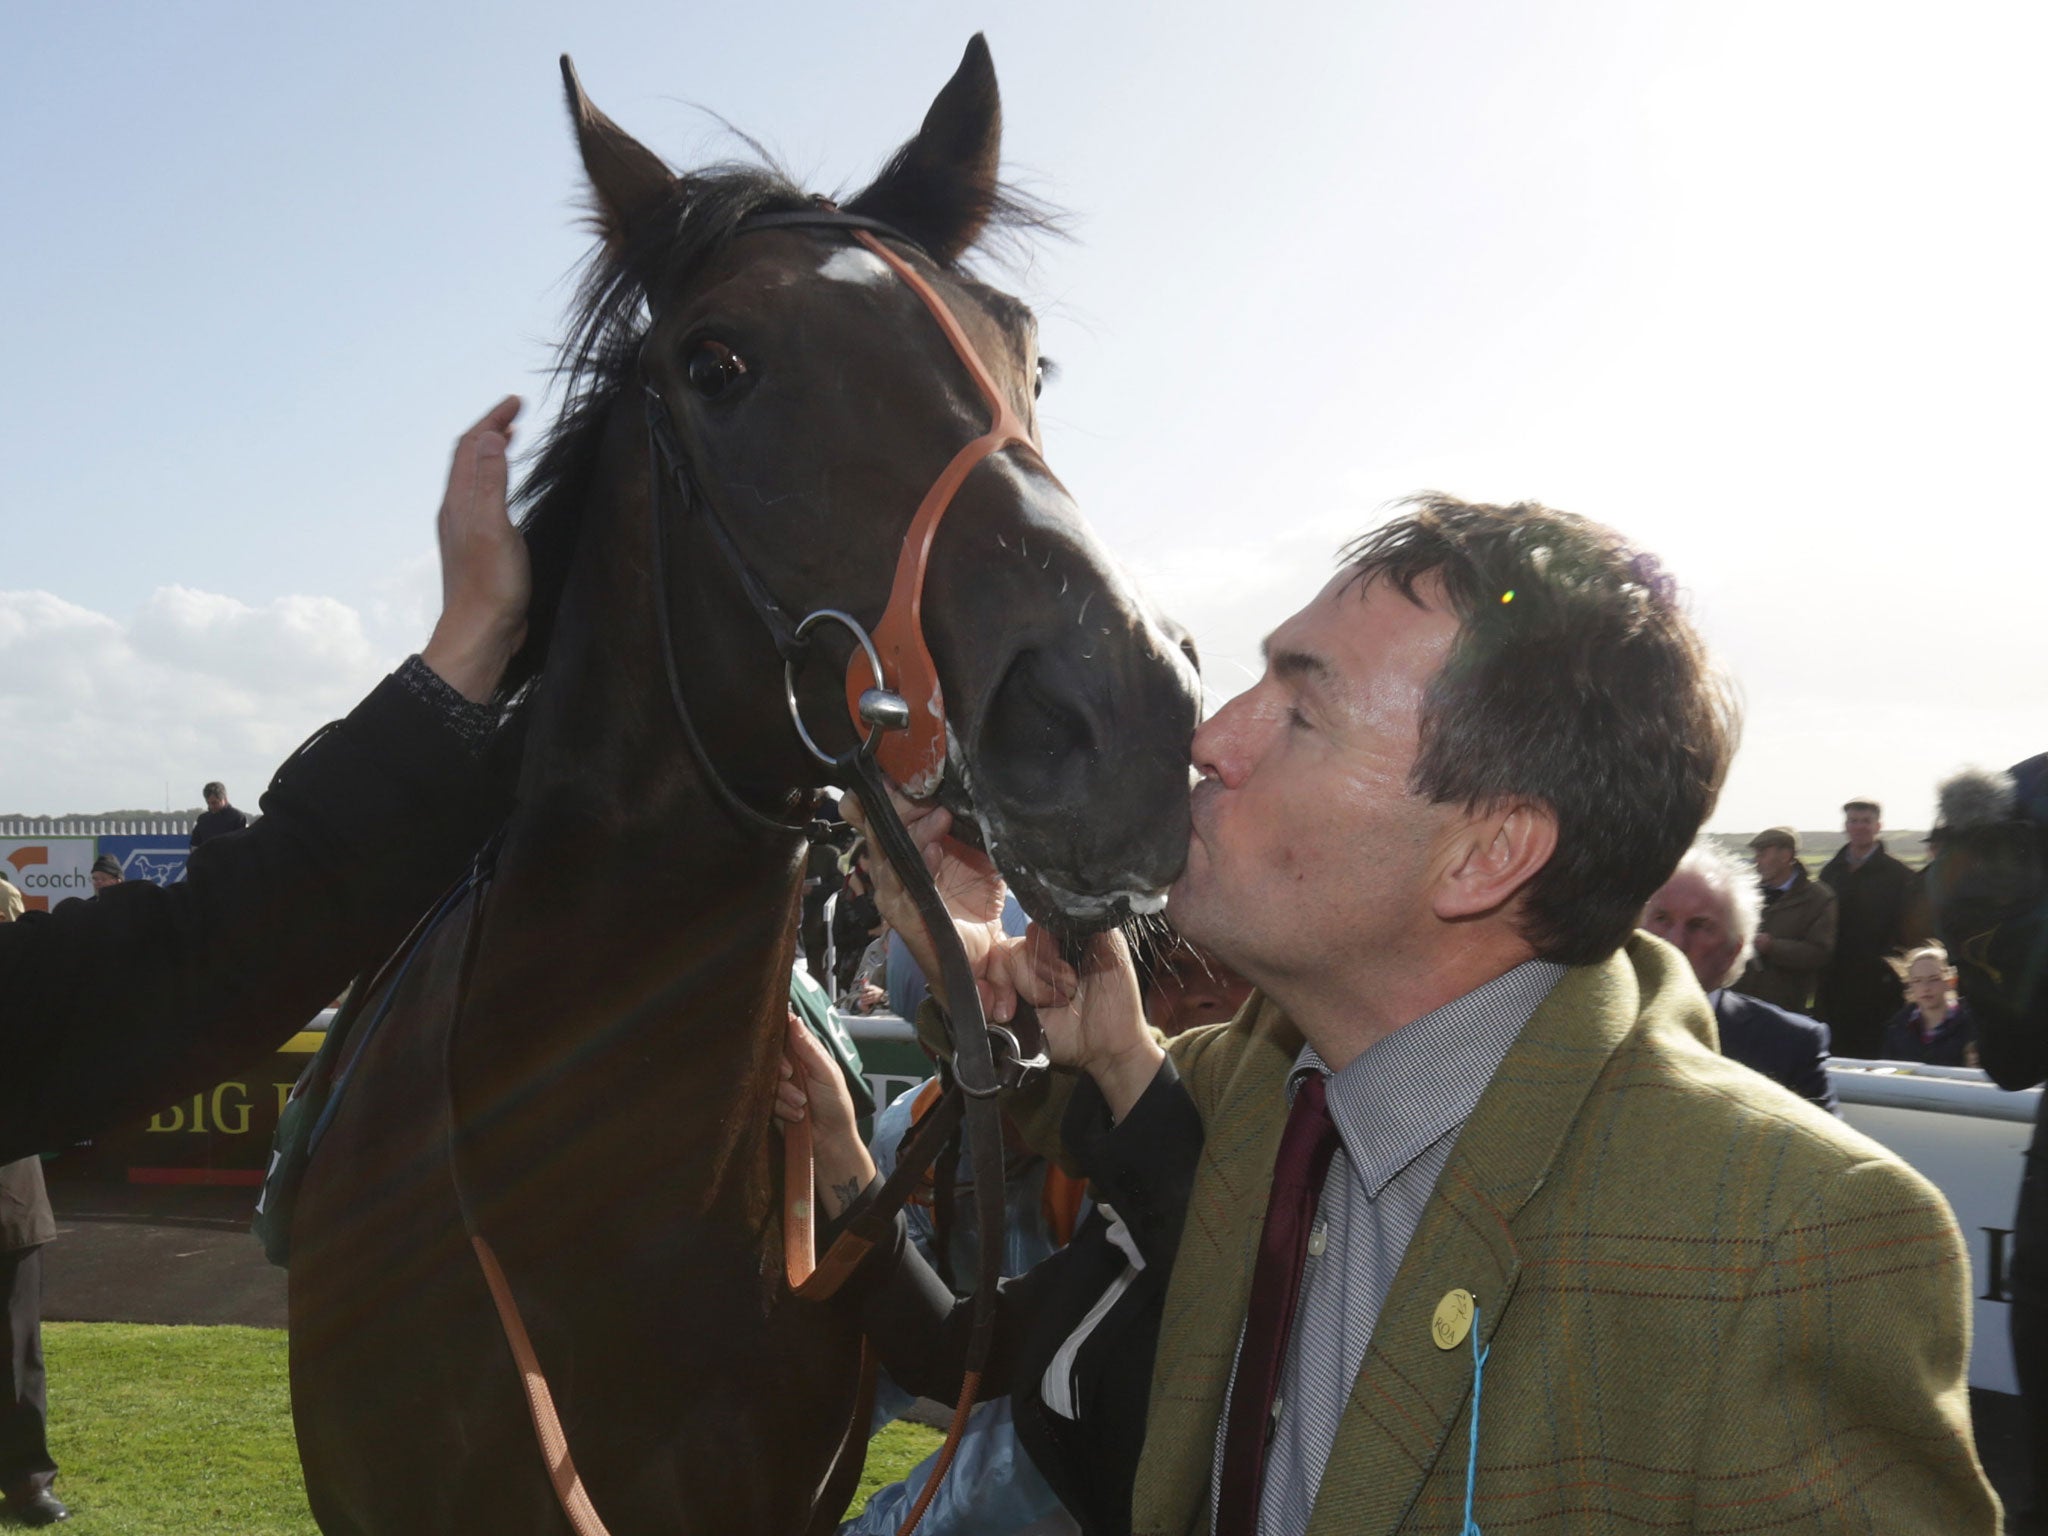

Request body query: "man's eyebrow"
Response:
[1260, 639, 1333, 685]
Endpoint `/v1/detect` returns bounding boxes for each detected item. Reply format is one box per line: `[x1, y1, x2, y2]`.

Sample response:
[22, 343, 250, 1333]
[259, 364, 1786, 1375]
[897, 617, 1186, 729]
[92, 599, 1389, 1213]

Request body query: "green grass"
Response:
[44, 1324, 311, 1535]
[851, 1416, 947, 1513]
[43, 1322, 943, 1533]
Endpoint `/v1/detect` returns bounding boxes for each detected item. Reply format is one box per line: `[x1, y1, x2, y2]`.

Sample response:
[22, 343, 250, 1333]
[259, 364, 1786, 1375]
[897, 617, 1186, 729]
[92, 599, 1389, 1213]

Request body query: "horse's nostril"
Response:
[983, 649, 1099, 771]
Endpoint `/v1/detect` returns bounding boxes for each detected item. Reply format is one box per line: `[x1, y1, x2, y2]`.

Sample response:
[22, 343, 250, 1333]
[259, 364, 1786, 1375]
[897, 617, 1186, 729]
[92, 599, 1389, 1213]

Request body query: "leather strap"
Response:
[838, 229, 1033, 796]
[472, 1233, 616, 1536]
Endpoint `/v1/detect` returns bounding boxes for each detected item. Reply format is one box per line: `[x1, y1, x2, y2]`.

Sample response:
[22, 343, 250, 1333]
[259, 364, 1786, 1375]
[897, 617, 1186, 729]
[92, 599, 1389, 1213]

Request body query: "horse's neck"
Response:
[453, 437, 811, 1231]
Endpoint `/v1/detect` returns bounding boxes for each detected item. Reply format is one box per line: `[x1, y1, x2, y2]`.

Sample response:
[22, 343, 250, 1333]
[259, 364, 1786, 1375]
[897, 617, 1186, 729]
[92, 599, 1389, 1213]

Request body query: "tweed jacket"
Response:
[1133, 935, 1994, 1534]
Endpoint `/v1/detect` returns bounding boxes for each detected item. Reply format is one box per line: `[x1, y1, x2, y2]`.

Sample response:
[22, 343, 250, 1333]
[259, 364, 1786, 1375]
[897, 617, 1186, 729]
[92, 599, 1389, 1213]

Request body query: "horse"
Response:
[286, 36, 1201, 1535]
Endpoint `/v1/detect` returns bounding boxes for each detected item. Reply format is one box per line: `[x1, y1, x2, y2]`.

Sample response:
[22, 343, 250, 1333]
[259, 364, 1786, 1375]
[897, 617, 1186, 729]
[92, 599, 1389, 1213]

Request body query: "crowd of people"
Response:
[1726, 804, 1981, 1068]
[1, 394, 2041, 1532]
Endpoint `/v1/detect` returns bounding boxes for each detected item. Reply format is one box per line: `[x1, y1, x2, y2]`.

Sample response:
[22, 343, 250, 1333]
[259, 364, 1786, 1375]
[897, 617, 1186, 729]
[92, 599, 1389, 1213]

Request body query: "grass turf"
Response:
[42, 1322, 943, 1533]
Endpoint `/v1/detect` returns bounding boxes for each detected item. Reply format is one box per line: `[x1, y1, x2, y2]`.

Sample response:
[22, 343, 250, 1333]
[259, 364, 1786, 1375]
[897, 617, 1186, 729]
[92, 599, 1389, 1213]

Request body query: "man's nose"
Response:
[1190, 691, 1257, 789]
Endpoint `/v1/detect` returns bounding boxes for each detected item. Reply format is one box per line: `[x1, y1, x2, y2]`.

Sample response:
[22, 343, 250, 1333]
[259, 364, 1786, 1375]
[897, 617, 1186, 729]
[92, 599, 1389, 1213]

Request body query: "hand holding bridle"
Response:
[839, 787, 1008, 1017]
[841, 785, 1163, 1118]
[774, 1011, 876, 1220]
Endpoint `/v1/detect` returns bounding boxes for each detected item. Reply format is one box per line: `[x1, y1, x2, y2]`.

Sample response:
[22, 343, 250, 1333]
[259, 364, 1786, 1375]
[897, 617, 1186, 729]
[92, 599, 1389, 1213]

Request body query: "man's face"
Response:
[1169, 571, 1461, 986]
[1844, 808, 1880, 850]
[1641, 870, 1742, 991]
[90, 870, 119, 892]
[204, 791, 226, 812]
[1752, 844, 1796, 885]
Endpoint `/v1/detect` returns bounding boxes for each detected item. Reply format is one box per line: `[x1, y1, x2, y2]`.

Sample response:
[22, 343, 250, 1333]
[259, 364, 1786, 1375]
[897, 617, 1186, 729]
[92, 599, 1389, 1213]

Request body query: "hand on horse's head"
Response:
[421, 395, 531, 705]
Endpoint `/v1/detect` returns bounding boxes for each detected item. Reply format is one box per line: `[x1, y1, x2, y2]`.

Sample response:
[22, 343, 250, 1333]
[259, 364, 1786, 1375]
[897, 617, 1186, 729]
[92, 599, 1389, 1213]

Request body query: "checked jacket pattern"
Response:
[1130, 937, 1997, 1535]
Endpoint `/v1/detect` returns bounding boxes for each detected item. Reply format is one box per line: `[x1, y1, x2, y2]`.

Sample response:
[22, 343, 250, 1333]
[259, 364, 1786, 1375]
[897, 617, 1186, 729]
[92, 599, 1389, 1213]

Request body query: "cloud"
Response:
[0, 586, 395, 815]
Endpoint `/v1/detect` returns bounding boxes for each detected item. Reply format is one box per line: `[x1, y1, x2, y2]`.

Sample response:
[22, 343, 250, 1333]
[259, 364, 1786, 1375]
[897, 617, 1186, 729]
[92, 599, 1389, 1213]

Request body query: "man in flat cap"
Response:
[1735, 826, 1838, 1014]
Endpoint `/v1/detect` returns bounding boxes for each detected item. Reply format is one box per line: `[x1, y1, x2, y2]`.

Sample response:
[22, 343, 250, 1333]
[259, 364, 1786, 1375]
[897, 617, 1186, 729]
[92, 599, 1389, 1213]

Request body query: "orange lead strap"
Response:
[471, 1234, 616, 1536]
[784, 1112, 818, 1288]
[840, 229, 1033, 796]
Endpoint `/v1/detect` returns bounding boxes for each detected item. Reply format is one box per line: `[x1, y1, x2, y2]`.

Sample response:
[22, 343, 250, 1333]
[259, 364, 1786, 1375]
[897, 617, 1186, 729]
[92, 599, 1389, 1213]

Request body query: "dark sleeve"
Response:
[849, 1058, 1203, 1404]
[1791, 1022, 1839, 1114]
[0, 671, 513, 1160]
[1059, 1056, 1204, 1270]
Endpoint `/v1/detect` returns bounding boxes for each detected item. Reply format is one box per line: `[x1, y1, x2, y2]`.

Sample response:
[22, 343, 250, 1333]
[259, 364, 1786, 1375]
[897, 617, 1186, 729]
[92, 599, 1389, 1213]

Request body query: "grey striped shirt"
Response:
[1212, 959, 1567, 1533]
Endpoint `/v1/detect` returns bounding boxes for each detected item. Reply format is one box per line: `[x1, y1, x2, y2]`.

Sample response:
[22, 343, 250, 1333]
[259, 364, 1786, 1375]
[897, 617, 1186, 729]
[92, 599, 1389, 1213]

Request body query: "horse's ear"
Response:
[846, 35, 1002, 265]
[560, 56, 675, 255]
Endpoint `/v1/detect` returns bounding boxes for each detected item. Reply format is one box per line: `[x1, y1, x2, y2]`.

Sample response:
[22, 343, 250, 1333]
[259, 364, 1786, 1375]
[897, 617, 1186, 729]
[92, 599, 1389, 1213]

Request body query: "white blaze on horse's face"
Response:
[816, 247, 894, 289]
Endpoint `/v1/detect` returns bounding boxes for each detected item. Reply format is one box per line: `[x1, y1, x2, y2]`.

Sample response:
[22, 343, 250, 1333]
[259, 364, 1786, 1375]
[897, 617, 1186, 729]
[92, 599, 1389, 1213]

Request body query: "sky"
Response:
[3, 0, 2039, 829]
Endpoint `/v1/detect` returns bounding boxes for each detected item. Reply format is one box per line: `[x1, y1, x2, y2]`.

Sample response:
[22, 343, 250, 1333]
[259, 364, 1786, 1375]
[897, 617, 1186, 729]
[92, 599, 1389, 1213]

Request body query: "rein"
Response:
[455, 200, 1049, 1536]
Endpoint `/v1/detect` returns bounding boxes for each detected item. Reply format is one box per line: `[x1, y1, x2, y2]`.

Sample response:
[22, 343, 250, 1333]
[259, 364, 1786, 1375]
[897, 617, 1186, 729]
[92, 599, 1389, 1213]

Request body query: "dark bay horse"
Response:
[287, 37, 1200, 1535]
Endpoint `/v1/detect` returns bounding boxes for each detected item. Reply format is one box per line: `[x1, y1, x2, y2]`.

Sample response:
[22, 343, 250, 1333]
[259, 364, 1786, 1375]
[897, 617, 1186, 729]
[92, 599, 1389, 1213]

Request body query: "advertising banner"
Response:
[1, 836, 98, 912]
[98, 835, 190, 887]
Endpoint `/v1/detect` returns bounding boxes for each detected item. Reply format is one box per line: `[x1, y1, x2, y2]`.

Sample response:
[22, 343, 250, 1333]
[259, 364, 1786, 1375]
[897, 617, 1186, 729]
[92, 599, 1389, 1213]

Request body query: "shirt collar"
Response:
[1287, 958, 1568, 1198]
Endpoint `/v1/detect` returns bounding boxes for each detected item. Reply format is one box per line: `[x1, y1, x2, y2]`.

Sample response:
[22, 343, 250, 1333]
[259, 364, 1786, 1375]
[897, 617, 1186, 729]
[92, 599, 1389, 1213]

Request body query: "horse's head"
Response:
[527, 38, 1199, 932]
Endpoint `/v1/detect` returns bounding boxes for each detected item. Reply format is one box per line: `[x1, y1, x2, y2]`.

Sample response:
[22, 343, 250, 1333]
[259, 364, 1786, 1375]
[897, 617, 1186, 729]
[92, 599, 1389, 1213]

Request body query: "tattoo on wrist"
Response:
[830, 1177, 865, 1212]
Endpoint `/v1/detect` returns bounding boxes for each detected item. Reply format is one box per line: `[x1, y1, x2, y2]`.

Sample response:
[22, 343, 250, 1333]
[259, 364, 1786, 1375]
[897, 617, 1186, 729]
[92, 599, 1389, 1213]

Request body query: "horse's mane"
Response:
[496, 159, 1058, 711]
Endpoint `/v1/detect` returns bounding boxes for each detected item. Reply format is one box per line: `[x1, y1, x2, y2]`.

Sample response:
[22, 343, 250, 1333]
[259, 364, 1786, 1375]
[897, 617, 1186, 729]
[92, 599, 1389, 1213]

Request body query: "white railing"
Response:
[0, 814, 196, 837]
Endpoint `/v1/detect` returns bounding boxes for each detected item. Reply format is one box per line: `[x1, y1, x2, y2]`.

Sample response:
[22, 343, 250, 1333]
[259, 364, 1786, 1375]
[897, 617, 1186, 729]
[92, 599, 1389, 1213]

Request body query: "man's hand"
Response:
[996, 926, 1163, 1120]
[840, 787, 1007, 1015]
[843, 785, 1163, 1118]
[774, 1011, 876, 1218]
[421, 396, 530, 704]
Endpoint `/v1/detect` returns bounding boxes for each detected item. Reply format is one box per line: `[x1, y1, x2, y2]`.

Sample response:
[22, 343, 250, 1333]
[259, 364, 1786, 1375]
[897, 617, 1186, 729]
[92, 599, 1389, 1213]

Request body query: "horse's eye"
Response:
[687, 339, 748, 400]
[1033, 360, 1045, 400]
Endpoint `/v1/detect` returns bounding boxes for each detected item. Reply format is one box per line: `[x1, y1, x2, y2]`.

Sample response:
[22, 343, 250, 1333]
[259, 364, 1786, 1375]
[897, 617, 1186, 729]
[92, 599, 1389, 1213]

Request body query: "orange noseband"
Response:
[840, 230, 1033, 796]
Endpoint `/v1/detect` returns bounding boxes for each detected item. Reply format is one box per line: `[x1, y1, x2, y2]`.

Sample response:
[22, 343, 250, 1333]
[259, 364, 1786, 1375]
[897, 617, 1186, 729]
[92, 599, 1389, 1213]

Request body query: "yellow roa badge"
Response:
[1432, 1288, 1476, 1351]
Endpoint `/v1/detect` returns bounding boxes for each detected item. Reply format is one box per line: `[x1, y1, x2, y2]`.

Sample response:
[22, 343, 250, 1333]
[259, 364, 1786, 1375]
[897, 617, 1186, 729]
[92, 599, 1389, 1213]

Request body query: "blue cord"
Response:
[1461, 1303, 1488, 1535]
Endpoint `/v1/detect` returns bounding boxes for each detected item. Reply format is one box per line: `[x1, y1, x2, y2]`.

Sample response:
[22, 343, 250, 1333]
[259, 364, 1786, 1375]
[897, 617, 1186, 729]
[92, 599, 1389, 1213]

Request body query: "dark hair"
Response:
[202, 781, 226, 800]
[1843, 798, 1881, 816]
[1340, 494, 1738, 966]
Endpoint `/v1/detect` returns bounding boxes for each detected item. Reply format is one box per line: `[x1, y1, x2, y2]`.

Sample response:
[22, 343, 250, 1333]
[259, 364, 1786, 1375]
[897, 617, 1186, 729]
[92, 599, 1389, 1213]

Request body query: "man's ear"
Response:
[1432, 802, 1558, 924]
[560, 55, 676, 260]
[844, 35, 1002, 265]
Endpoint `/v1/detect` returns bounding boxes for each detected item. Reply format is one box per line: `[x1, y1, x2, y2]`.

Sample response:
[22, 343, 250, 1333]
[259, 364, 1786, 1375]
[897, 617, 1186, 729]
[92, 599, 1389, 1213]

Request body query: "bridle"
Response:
[460, 199, 1051, 1536]
[639, 198, 1035, 817]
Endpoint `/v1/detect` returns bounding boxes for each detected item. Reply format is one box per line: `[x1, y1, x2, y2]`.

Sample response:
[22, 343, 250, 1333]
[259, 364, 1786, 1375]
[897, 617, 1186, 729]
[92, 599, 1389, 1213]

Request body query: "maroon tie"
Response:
[1215, 1071, 1343, 1536]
